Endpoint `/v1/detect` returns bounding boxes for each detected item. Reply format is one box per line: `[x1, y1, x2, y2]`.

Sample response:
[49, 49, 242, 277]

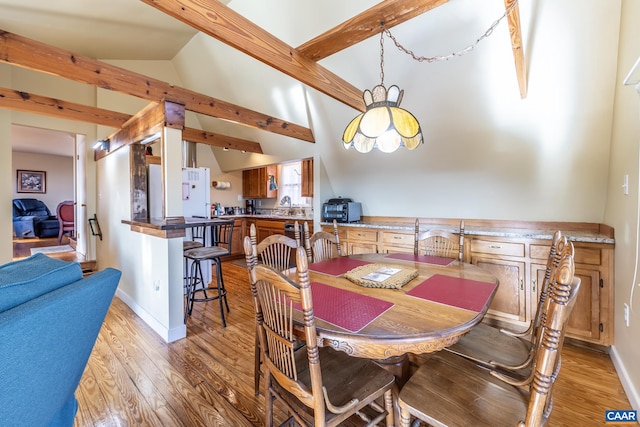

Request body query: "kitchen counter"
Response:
[320, 220, 615, 244]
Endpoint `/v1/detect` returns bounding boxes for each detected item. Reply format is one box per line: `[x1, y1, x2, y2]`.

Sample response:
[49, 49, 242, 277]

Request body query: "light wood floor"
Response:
[73, 262, 631, 426]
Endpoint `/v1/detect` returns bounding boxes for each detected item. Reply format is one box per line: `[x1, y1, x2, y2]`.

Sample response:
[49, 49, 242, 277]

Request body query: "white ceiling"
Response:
[1, 0, 227, 156]
[11, 125, 76, 157]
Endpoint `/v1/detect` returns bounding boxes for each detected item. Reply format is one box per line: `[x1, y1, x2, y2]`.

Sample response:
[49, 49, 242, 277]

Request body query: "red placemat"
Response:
[294, 282, 394, 332]
[407, 274, 497, 312]
[386, 253, 454, 266]
[308, 258, 371, 276]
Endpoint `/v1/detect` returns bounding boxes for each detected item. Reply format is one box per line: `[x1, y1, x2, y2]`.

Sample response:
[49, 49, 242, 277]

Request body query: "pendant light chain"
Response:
[383, 0, 520, 63]
[379, 29, 385, 86]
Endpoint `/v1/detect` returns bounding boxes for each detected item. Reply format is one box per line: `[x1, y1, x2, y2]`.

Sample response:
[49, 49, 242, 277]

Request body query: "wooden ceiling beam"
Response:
[296, 0, 450, 61]
[182, 128, 263, 154]
[0, 30, 314, 142]
[0, 86, 263, 153]
[504, 0, 527, 98]
[140, 0, 367, 112]
[0, 87, 132, 127]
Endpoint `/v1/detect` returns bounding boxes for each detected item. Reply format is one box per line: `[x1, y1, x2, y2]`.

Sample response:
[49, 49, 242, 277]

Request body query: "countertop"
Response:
[320, 220, 615, 244]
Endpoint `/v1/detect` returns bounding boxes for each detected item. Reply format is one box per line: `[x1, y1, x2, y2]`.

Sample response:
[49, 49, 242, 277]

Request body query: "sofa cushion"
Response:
[0, 253, 83, 312]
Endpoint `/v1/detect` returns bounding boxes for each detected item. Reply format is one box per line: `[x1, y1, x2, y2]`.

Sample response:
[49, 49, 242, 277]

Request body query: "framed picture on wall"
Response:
[17, 170, 46, 193]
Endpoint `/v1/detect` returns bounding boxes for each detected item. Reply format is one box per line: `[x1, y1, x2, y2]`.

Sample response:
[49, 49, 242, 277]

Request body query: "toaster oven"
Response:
[322, 198, 362, 223]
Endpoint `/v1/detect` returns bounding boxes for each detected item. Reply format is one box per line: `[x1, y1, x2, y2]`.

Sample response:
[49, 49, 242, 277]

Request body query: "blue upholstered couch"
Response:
[0, 253, 121, 427]
[12, 198, 60, 238]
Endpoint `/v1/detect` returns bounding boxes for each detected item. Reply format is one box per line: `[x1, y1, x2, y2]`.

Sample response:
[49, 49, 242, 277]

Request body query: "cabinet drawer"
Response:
[470, 239, 525, 257]
[382, 232, 414, 246]
[255, 220, 285, 231]
[322, 226, 346, 240]
[530, 244, 550, 261]
[531, 243, 601, 266]
[347, 229, 378, 242]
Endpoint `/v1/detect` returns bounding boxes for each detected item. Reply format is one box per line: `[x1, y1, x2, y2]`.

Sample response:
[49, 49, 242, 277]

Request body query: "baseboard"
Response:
[610, 345, 640, 411]
[115, 289, 186, 343]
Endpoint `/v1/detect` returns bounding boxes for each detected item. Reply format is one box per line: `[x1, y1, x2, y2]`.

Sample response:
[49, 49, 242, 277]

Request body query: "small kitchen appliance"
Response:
[322, 198, 362, 223]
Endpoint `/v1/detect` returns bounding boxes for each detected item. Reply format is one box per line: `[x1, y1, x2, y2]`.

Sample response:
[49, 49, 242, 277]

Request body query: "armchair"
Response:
[12, 198, 60, 238]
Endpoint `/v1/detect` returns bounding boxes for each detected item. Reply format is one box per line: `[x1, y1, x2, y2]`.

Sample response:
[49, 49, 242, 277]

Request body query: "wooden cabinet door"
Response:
[566, 267, 600, 342]
[301, 158, 313, 197]
[472, 255, 527, 325]
[230, 219, 243, 256]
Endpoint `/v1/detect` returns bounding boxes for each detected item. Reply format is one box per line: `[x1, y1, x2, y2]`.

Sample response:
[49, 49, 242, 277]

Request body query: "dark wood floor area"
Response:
[70, 261, 632, 426]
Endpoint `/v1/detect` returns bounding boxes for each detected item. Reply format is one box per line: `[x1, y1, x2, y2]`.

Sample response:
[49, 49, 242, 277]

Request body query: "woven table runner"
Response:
[343, 263, 419, 289]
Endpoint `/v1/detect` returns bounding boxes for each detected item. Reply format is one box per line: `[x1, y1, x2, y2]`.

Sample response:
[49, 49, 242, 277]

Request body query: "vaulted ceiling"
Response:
[1, 0, 524, 157]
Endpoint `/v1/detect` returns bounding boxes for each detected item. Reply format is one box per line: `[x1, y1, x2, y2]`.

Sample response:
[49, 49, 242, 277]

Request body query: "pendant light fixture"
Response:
[342, 24, 423, 153]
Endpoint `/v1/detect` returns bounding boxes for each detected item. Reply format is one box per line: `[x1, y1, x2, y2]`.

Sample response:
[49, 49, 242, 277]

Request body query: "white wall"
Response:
[604, 0, 640, 411]
[172, 0, 619, 224]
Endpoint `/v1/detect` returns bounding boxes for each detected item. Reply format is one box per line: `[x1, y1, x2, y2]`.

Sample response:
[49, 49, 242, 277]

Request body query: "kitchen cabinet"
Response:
[469, 236, 613, 346]
[245, 219, 286, 243]
[242, 165, 277, 199]
[328, 219, 614, 346]
[229, 218, 244, 257]
[381, 231, 415, 254]
[530, 241, 610, 344]
[469, 238, 528, 326]
[301, 158, 314, 197]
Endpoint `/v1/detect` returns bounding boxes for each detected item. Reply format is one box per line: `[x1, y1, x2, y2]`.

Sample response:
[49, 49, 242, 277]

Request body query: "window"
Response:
[279, 161, 309, 206]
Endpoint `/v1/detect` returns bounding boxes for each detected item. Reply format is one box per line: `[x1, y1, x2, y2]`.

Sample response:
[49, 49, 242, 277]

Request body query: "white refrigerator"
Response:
[148, 165, 213, 288]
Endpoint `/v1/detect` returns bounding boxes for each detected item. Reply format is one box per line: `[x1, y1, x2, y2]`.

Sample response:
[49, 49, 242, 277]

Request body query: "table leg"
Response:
[374, 354, 410, 427]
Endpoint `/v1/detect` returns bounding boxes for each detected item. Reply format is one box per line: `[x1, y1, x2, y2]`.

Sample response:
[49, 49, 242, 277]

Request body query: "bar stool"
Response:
[183, 226, 205, 291]
[183, 220, 234, 326]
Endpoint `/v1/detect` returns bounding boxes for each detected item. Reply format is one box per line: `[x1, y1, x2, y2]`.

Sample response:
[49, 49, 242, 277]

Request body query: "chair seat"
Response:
[271, 345, 395, 426]
[183, 240, 203, 251]
[399, 351, 530, 427]
[445, 322, 531, 370]
[184, 246, 229, 260]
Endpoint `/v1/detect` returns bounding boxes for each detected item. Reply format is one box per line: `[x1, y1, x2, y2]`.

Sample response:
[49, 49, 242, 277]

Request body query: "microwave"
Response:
[322, 198, 362, 223]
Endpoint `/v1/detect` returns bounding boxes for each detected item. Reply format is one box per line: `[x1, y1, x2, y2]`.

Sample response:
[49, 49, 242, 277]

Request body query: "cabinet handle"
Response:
[532, 280, 536, 293]
[520, 279, 524, 290]
[489, 244, 502, 249]
[393, 236, 401, 240]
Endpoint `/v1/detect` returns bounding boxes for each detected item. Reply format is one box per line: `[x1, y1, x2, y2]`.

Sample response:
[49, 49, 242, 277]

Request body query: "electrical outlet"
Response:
[153, 280, 160, 292]
[624, 303, 630, 327]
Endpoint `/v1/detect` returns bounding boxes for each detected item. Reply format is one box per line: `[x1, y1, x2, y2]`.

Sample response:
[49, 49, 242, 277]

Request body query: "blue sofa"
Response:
[0, 253, 121, 427]
[12, 198, 60, 238]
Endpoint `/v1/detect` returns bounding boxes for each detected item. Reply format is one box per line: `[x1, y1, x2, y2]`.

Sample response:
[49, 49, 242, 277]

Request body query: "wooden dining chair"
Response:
[305, 219, 341, 263]
[445, 231, 573, 379]
[398, 253, 580, 427]
[247, 223, 302, 395]
[244, 239, 395, 426]
[414, 219, 465, 261]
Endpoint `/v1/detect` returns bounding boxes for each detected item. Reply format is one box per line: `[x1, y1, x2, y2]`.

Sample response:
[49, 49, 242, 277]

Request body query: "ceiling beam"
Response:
[504, 0, 527, 98]
[182, 128, 263, 154]
[140, 0, 367, 112]
[0, 87, 131, 127]
[0, 86, 263, 153]
[0, 30, 314, 142]
[296, 0, 450, 61]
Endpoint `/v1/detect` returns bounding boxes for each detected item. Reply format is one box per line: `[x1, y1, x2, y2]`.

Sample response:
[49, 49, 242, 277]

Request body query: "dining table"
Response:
[287, 252, 499, 387]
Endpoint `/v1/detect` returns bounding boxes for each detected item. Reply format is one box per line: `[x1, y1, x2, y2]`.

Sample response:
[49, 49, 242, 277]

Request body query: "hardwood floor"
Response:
[73, 262, 631, 426]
